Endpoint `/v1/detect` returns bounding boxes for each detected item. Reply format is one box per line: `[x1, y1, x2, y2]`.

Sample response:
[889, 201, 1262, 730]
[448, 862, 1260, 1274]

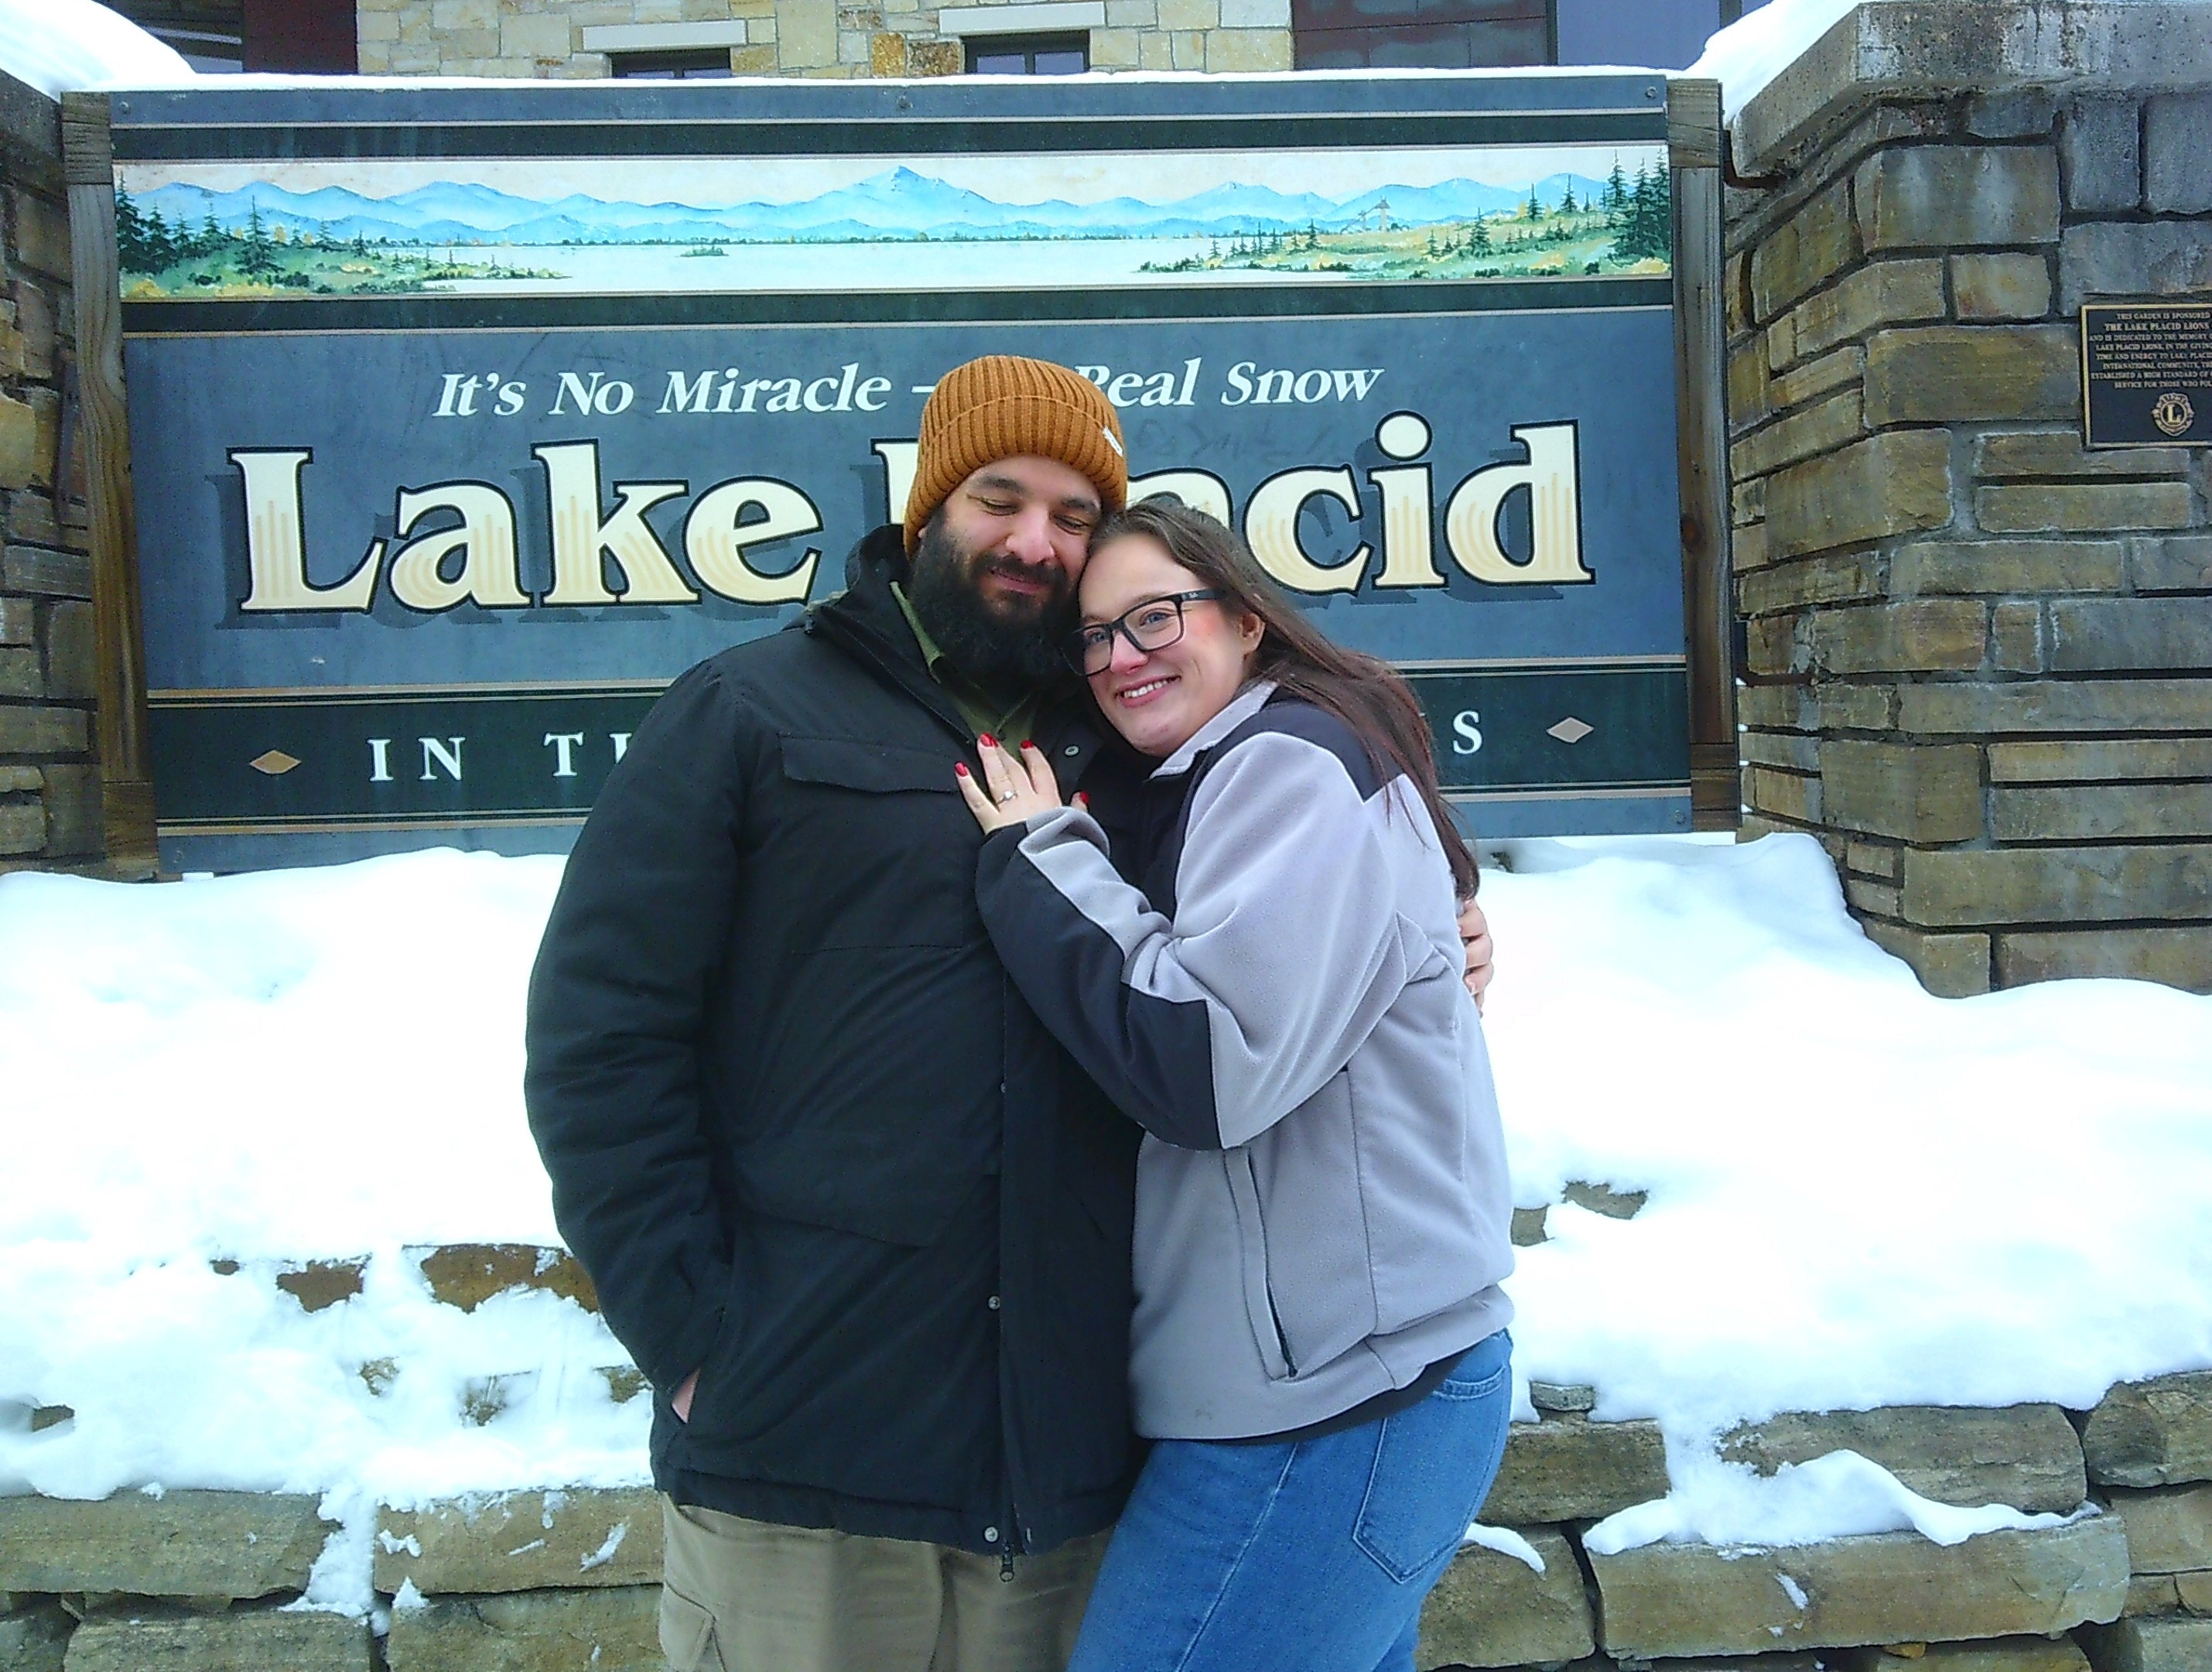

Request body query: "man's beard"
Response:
[905, 516, 1076, 689]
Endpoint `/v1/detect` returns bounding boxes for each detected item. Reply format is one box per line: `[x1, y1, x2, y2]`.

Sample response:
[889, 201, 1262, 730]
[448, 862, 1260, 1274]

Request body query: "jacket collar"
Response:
[1149, 679, 1280, 779]
[804, 525, 1106, 767]
[808, 525, 924, 665]
[802, 525, 971, 739]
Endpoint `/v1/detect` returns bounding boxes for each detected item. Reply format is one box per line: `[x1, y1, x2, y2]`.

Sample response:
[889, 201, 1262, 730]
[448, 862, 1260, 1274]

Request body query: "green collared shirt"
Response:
[892, 581, 1043, 745]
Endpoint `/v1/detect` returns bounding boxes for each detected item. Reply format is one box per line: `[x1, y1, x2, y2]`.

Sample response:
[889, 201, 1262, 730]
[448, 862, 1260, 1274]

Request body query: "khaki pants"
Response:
[659, 1498, 1110, 1672]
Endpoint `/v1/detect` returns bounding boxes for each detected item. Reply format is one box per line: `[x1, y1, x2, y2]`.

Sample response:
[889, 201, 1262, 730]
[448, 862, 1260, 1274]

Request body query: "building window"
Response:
[101, 0, 265, 72]
[966, 32, 1090, 74]
[152, 27, 247, 72]
[1292, 0, 1550, 71]
[1296, 0, 1765, 73]
[610, 48, 737, 77]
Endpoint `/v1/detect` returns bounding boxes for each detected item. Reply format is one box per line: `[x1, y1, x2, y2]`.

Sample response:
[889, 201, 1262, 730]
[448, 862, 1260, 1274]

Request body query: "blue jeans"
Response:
[1066, 1330, 1513, 1672]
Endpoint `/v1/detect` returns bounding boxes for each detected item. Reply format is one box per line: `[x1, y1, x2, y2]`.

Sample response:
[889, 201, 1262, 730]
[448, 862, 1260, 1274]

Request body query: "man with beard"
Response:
[525, 354, 1494, 1672]
[527, 356, 1147, 1672]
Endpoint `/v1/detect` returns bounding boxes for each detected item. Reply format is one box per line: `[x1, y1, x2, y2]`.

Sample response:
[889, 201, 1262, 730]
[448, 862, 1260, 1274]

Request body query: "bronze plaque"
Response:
[2082, 302, 2212, 447]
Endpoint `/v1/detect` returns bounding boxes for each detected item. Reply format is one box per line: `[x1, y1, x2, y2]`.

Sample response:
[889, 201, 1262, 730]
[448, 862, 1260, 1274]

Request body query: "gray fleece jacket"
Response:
[974, 682, 1514, 1440]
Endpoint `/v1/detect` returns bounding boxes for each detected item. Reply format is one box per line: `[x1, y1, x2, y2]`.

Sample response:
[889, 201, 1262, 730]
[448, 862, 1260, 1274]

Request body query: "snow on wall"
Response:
[0, 0, 193, 97]
[1689, 0, 1865, 118]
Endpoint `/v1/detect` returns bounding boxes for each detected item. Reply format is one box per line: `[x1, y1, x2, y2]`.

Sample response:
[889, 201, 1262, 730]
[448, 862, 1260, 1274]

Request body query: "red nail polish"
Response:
[1021, 739, 1035, 750]
[955, 762, 969, 777]
[979, 733, 996, 748]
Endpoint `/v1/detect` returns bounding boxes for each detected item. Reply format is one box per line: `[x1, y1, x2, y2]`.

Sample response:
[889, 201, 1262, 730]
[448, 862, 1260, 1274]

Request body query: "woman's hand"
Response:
[956, 735, 1068, 833]
[1458, 895, 1494, 1014]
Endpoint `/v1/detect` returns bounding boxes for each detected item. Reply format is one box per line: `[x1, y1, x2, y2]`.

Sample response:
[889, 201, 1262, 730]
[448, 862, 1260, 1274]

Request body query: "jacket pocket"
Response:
[780, 733, 959, 795]
[658, 1584, 729, 1672]
[733, 935, 1003, 1247]
[1251, 1072, 1379, 1377]
[1222, 1148, 1293, 1380]
[768, 735, 980, 950]
[736, 1126, 982, 1247]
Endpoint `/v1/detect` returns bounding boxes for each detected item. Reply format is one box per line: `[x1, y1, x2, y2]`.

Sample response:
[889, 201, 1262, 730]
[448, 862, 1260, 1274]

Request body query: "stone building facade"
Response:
[0, 74, 100, 875]
[354, 0, 1298, 81]
[1723, 2, 2212, 997]
[349, 0, 1760, 85]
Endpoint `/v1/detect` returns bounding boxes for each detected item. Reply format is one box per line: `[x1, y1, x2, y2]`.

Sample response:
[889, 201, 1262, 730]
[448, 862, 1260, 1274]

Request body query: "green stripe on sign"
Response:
[149, 689, 665, 833]
[149, 662, 1691, 837]
[1407, 665, 1691, 793]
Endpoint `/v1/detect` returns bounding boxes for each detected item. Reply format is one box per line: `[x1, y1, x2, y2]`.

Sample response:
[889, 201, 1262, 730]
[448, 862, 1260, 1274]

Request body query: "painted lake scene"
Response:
[112, 145, 1672, 301]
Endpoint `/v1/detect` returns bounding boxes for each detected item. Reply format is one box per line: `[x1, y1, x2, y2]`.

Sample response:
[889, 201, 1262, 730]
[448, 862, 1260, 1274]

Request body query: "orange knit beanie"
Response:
[903, 355, 1129, 553]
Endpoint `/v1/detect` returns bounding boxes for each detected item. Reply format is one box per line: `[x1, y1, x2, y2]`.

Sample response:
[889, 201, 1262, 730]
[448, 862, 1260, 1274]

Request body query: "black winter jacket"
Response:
[524, 526, 1144, 1557]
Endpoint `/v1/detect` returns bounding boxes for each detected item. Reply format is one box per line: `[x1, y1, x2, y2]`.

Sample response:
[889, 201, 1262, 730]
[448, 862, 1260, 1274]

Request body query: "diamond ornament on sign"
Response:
[249, 749, 302, 775]
[1547, 717, 1595, 745]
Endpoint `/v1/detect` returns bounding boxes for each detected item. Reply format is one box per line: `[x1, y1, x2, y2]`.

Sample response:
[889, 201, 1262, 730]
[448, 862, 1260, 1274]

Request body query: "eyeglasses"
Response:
[1065, 590, 1227, 676]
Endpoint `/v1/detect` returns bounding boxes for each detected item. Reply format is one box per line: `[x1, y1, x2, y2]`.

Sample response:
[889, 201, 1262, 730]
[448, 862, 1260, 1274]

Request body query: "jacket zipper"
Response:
[809, 595, 1084, 1578]
[997, 1366, 1026, 1582]
[997, 972, 1031, 1585]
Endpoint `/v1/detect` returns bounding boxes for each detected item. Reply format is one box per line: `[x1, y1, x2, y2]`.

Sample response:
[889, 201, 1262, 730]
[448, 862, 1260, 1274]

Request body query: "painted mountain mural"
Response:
[114, 150, 1673, 299]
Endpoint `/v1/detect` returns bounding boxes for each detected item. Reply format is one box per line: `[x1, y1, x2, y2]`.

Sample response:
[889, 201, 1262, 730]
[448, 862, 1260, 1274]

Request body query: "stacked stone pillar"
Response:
[0, 73, 101, 873]
[1724, 1, 2212, 997]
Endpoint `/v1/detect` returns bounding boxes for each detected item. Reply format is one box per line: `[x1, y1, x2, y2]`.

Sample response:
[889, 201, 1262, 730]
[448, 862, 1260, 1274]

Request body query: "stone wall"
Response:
[356, 0, 1293, 80]
[1722, 2, 2212, 997]
[5, 1239, 2210, 1671]
[0, 74, 98, 875]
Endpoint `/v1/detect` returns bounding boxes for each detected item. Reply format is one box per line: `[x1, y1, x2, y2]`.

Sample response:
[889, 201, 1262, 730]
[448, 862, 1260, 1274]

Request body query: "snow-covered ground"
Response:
[3, 833, 2209, 1595]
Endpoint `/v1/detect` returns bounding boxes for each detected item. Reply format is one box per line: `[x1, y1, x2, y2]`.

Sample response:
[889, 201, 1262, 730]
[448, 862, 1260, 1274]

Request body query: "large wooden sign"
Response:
[91, 74, 1730, 870]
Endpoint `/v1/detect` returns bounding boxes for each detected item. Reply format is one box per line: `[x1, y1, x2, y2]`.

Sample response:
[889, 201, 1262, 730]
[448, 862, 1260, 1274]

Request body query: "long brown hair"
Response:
[1088, 498, 1478, 899]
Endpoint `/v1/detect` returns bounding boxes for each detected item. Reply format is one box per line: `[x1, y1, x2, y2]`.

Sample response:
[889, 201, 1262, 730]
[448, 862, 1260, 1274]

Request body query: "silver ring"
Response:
[997, 790, 1017, 804]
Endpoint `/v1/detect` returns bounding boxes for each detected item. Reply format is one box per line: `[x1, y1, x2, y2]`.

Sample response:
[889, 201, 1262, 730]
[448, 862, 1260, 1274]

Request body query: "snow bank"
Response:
[1581, 1448, 2078, 1557]
[0, 0, 193, 97]
[0, 852, 645, 1509]
[2, 834, 2209, 1561]
[1479, 832, 2212, 1545]
[1484, 833, 2212, 1425]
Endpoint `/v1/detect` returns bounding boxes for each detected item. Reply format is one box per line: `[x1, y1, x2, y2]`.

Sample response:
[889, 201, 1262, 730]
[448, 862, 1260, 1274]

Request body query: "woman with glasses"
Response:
[954, 497, 1515, 1672]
